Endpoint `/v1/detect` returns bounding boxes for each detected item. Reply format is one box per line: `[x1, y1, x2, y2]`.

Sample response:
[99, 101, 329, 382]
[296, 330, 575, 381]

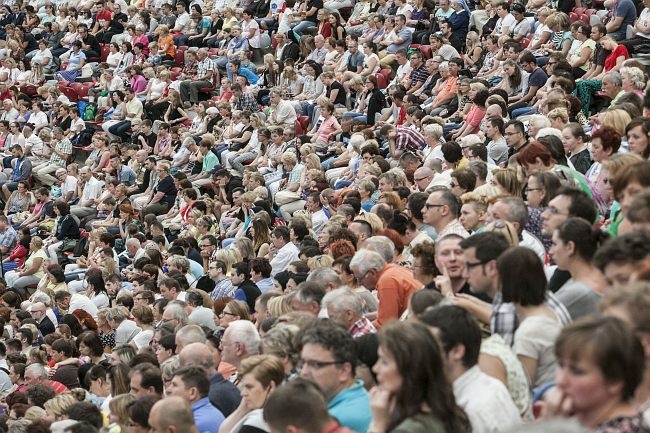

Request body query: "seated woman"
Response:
[44, 201, 80, 266]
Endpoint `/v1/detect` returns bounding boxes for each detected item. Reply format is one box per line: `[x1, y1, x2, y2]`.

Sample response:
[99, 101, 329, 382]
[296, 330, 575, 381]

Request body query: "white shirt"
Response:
[69, 293, 99, 320]
[454, 366, 522, 433]
[311, 209, 329, 235]
[270, 242, 300, 276]
[61, 175, 78, 199]
[81, 176, 103, 206]
[29, 111, 48, 130]
[495, 13, 516, 35]
[521, 230, 545, 263]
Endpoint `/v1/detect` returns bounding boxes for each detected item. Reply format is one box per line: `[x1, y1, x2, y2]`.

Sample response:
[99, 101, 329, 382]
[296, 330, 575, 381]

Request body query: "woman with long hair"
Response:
[163, 89, 189, 127]
[249, 218, 271, 257]
[78, 332, 107, 365]
[371, 320, 471, 433]
[496, 60, 526, 98]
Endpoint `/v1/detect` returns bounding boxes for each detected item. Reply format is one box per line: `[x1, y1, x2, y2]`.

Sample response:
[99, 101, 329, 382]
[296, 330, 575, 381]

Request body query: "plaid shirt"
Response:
[0, 226, 18, 252]
[395, 127, 426, 153]
[234, 92, 259, 113]
[50, 138, 72, 167]
[210, 277, 235, 300]
[349, 317, 377, 338]
[197, 57, 216, 81]
[491, 291, 572, 346]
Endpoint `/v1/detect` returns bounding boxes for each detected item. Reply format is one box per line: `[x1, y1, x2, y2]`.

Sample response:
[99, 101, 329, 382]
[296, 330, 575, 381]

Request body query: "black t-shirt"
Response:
[155, 175, 177, 206]
[327, 81, 347, 106]
[83, 34, 101, 54]
[306, 0, 323, 23]
[40, 201, 55, 220]
[24, 33, 39, 54]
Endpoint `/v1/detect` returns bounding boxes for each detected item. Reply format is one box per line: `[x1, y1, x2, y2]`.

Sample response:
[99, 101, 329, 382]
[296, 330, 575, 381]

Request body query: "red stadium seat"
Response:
[521, 37, 531, 48]
[569, 12, 579, 22]
[174, 50, 185, 67]
[573, 7, 586, 15]
[70, 82, 90, 99]
[379, 68, 392, 82]
[60, 85, 79, 102]
[585, 8, 597, 16]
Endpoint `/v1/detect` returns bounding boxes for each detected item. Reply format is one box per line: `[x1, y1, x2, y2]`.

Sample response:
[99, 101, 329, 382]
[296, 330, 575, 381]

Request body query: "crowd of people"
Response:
[0, 0, 648, 432]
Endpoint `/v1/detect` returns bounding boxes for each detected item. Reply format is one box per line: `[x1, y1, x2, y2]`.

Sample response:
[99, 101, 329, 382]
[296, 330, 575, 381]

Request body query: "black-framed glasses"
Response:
[297, 359, 345, 370]
[219, 311, 237, 318]
[464, 261, 485, 270]
[424, 203, 445, 209]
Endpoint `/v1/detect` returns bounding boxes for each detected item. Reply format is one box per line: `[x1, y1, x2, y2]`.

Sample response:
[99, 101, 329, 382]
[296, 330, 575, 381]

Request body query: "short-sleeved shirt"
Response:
[155, 175, 177, 206]
[512, 18, 531, 38]
[614, 0, 637, 30]
[346, 51, 365, 72]
[571, 38, 596, 71]
[409, 65, 429, 87]
[306, 0, 324, 23]
[388, 28, 412, 53]
[495, 13, 516, 35]
[395, 127, 426, 153]
[202, 150, 219, 174]
[159, 35, 175, 57]
[528, 67, 548, 89]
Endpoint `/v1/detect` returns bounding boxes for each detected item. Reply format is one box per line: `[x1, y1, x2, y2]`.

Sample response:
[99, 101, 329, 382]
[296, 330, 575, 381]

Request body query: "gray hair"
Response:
[620, 66, 646, 90]
[306, 267, 341, 287]
[175, 324, 206, 346]
[349, 249, 386, 276]
[160, 356, 180, 380]
[362, 236, 396, 263]
[25, 363, 48, 379]
[227, 320, 261, 355]
[167, 255, 190, 274]
[535, 127, 563, 140]
[528, 114, 551, 130]
[322, 288, 363, 316]
[30, 292, 51, 307]
[164, 301, 189, 323]
[105, 306, 129, 323]
[126, 238, 141, 249]
[496, 197, 529, 234]
[603, 71, 622, 87]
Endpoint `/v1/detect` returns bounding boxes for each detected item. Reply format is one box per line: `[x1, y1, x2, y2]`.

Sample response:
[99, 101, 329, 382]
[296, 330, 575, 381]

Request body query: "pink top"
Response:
[467, 104, 487, 132]
[317, 115, 340, 143]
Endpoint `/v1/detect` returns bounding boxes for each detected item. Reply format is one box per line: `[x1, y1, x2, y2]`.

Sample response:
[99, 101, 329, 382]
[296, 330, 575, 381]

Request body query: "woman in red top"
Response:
[574, 36, 629, 115]
[450, 84, 489, 140]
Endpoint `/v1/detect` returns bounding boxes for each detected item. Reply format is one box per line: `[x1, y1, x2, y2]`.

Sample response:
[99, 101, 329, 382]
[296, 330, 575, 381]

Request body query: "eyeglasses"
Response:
[219, 311, 237, 318]
[464, 261, 485, 270]
[200, 243, 213, 248]
[525, 187, 543, 193]
[424, 203, 445, 209]
[297, 359, 345, 370]
[414, 176, 430, 182]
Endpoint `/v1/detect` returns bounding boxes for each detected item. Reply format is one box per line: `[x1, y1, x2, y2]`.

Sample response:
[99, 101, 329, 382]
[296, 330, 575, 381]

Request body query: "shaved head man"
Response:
[148, 396, 199, 433]
[179, 343, 241, 417]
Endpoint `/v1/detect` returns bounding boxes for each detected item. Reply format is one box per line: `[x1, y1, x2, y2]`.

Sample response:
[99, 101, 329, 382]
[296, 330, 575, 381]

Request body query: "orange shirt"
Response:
[437, 76, 458, 105]
[372, 263, 423, 328]
[158, 35, 175, 57]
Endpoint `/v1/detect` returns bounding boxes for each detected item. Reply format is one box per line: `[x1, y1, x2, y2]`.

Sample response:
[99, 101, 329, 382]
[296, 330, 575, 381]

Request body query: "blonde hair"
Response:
[109, 393, 136, 426]
[484, 220, 519, 247]
[267, 295, 292, 318]
[354, 213, 382, 234]
[307, 255, 334, 270]
[601, 109, 632, 136]
[546, 107, 569, 123]
[238, 354, 286, 388]
[215, 249, 243, 275]
[43, 391, 82, 419]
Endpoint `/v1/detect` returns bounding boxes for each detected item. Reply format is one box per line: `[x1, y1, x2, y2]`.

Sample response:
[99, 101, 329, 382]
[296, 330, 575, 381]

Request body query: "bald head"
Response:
[148, 397, 198, 433]
[179, 342, 216, 373]
[485, 104, 503, 118]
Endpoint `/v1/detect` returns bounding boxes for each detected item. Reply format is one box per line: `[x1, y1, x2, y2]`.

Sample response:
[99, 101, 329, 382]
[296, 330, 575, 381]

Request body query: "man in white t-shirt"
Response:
[492, 2, 516, 38]
[55, 168, 78, 203]
[173, 2, 191, 34]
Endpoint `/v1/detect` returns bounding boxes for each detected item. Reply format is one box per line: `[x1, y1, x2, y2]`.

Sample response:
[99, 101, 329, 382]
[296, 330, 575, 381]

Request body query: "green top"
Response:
[202, 151, 219, 174]
[390, 413, 447, 433]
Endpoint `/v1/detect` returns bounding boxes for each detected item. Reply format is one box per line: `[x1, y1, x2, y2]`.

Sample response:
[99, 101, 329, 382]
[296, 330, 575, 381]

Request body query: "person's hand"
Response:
[434, 266, 453, 297]
[535, 387, 573, 420]
[369, 386, 396, 433]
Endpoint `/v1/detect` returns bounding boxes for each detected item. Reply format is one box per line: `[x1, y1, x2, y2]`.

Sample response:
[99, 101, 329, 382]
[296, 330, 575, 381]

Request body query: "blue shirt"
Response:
[236, 66, 259, 85]
[192, 397, 225, 433]
[118, 165, 137, 186]
[256, 277, 275, 293]
[328, 380, 371, 433]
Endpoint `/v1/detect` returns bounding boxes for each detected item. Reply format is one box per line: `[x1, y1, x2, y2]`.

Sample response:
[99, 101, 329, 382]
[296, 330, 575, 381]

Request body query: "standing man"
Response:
[179, 48, 215, 106]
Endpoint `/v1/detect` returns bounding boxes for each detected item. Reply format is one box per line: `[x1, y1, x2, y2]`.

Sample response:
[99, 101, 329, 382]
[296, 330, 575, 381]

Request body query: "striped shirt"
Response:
[50, 138, 72, 167]
[395, 127, 426, 153]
